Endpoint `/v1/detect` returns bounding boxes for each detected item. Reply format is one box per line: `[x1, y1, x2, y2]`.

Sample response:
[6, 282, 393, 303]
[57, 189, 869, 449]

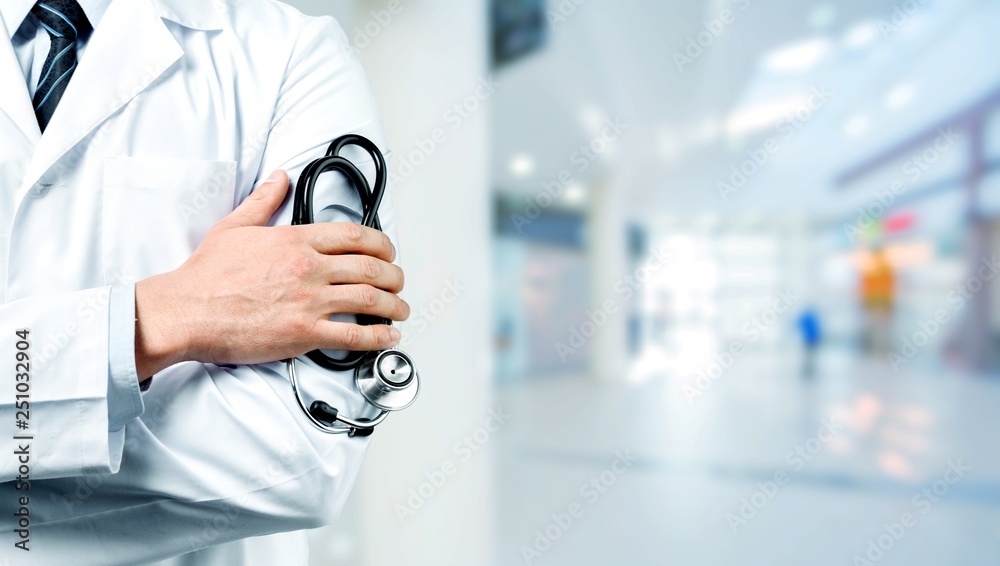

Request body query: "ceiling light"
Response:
[844, 21, 878, 49]
[886, 84, 915, 109]
[725, 93, 813, 136]
[509, 154, 535, 177]
[845, 115, 869, 138]
[763, 38, 831, 72]
[563, 184, 586, 205]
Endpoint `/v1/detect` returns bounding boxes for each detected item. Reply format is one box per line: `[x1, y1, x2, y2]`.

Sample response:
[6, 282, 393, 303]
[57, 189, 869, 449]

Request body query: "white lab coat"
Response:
[0, 0, 398, 563]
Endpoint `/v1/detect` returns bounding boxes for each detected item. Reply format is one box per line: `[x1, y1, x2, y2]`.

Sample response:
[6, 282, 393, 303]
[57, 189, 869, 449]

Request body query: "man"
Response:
[860, 246, 895, 355]
[0, 0, 408, 563]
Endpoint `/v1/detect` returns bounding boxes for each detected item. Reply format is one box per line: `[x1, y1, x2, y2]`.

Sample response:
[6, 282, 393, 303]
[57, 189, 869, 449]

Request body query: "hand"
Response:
[134, 170, 409, 378]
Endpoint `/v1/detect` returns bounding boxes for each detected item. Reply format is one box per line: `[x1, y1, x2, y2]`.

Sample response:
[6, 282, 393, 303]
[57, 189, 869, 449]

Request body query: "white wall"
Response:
[281, 1, 495, 565]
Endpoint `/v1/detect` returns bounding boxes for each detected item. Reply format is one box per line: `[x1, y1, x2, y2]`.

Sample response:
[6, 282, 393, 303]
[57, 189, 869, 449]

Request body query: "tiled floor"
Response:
[494, 352, 1000, 565]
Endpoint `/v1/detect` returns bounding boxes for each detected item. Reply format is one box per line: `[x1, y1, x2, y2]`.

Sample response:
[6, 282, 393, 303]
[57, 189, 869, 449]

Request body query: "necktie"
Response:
[30, 0, 92, 132]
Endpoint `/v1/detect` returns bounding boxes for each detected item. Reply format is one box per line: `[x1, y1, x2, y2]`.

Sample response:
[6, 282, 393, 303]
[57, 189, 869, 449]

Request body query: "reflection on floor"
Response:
[495, 355, 1000, 565]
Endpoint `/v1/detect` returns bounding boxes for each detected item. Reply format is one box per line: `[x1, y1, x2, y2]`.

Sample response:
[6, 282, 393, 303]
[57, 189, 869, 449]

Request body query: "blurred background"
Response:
[287, 0, 1000, 564]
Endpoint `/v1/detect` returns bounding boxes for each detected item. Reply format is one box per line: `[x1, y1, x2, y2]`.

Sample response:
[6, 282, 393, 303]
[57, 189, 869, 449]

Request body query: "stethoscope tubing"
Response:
[287, 358, 388, 435]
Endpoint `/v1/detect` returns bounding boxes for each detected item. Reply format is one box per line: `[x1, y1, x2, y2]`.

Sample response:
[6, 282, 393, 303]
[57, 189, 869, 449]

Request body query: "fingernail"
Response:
[266, 171, 283, 184]
[390, 244, 397, 262]
[389, 327, 401, 343]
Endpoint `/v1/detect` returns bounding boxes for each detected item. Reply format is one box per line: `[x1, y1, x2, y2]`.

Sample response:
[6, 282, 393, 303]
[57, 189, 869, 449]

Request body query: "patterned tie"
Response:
[31, 0, 92, 132]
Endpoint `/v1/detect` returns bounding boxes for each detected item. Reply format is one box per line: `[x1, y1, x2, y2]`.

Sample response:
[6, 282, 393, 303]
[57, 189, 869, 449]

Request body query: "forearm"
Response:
[0, 288, 142, 482]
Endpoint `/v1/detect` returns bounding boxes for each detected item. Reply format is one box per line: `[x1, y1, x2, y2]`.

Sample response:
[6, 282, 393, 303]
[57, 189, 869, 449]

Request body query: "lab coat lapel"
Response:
[18, 0, 183, 198]
[0, 12, 41, 146]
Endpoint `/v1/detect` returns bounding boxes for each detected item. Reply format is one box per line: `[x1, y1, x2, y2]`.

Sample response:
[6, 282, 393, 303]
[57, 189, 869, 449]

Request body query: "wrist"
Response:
[135, 272, 194, 377]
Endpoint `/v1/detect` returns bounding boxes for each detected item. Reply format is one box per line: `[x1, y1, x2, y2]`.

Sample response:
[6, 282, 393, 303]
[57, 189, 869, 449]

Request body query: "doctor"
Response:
[0, 0, 409, 564]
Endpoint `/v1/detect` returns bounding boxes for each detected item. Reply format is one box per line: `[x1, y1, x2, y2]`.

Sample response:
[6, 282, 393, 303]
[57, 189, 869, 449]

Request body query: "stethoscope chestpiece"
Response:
[355, 349, 420, 411]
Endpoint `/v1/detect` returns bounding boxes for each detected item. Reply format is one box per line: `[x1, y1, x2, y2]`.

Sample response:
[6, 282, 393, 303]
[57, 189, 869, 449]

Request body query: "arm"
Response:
[0, 286, 143, 483]
[133, 171, 405, 378]
[11, 14, 408, 564]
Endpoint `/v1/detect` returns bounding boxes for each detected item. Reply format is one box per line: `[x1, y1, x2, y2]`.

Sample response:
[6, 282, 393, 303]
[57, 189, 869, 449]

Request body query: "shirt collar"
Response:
[2, 0, 113, 40]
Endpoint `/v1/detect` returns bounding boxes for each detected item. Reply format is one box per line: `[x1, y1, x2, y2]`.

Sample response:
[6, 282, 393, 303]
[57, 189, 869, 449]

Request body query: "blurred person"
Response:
[860, 247, 895, 356]
[0, 0, 409, 563]
[797, 307, 822, 378]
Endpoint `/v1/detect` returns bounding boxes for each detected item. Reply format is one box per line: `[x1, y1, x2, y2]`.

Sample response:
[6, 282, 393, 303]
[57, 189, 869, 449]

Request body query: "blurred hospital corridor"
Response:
[283, 0, 1000, 564]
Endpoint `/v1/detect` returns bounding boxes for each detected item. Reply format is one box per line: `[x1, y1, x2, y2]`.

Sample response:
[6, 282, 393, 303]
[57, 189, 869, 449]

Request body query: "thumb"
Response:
[218, 170, 290, 229]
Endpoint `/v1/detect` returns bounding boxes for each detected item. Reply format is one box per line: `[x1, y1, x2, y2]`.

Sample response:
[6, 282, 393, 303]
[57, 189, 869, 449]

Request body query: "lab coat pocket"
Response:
[103, 157, 237, 282]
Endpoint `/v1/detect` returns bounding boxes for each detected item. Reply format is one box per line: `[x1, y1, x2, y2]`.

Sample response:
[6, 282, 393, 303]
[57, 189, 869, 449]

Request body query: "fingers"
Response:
[314, 321, 402, 352]
[322, 255, 404, 292]
[217, 170, 290, 229]
[300, 223, 395, 263]
[323, 285, 410, 321]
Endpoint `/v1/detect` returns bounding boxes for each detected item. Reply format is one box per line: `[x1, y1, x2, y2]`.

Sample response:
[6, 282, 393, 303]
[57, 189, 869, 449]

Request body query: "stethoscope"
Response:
[286, 134, 419, 437]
